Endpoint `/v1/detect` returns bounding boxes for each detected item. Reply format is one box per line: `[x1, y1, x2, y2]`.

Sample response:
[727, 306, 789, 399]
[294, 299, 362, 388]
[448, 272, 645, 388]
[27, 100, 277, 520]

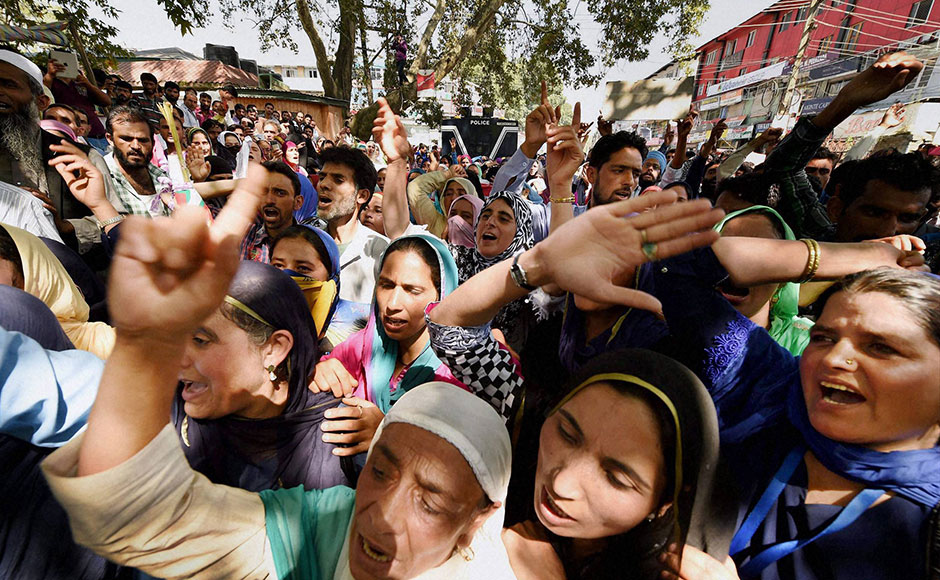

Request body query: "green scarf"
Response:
[715, 206, 813, 356]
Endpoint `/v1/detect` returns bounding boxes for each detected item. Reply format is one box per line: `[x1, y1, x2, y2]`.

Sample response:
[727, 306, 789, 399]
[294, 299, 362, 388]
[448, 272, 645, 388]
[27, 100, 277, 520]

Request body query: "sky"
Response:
[93, 0, 778, 119]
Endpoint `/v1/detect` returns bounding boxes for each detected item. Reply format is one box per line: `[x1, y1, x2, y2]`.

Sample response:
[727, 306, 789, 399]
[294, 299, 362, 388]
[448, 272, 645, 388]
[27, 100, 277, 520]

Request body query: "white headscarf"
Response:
[334, 382, 516, 580]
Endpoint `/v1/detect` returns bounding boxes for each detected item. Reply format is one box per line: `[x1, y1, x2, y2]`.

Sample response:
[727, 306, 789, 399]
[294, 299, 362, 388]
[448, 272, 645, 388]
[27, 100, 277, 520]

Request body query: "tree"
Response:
[0, 0, 206, 66]
[216, 0, 709, 138]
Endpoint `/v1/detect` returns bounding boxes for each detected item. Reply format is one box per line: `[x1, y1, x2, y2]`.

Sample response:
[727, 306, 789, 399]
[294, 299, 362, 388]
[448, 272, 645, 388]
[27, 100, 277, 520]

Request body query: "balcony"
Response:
[718, 51, 743, 72]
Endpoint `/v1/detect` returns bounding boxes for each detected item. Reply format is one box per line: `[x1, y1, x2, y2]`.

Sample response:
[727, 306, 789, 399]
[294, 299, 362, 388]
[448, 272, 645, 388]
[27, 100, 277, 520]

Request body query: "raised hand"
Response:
[838, 51, 923, 109]
[184, 142, 210, 182]
[48, 142, 110, 211]
[321, 396, 384, 456]
[545, 102, 584, 186]
[597, 113, 614, 137]
[371, 97, 412, 163]
[523, 80, 557, 156]
[523, 191, 724, 312]
[755, 126, 783, 145]
[663, 122, 675, 145]
[676, 108, 698, 139]
[879, 102, 905, 129]
[108, 162, 267, 343]
[708, 118, 728, 144]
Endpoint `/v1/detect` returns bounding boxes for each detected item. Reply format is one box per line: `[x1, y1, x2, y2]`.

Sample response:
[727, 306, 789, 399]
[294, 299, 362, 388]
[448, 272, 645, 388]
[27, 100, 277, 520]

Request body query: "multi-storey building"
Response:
[690, 0, 940, 151]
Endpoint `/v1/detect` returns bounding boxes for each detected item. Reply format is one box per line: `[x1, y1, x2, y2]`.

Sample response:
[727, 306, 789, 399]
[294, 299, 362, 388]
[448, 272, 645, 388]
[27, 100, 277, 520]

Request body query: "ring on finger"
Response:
[357, 405, 363, 418]
[640, 229, 649, 244]
[641, 241, 658, 261]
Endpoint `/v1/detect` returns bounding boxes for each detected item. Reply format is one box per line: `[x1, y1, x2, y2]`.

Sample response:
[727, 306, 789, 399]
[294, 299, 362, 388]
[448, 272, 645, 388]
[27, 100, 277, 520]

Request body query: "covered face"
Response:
[348, 382, 511, 580]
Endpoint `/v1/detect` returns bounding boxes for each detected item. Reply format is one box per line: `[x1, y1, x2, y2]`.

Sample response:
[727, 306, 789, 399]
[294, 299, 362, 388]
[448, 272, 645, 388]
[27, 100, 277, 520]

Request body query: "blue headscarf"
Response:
[292, 172, 319, 223]
[786, 382, 940, 507]
[364, 234, 460, 412]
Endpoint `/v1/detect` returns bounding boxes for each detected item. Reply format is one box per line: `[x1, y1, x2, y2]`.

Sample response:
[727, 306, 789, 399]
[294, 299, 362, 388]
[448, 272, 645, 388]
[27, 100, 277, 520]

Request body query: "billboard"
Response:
[603, 77, 695, 121]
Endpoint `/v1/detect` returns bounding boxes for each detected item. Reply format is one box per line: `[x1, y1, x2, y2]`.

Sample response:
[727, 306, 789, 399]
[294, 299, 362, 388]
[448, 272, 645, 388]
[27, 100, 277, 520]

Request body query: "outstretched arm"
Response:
[372, 97, 415, 239]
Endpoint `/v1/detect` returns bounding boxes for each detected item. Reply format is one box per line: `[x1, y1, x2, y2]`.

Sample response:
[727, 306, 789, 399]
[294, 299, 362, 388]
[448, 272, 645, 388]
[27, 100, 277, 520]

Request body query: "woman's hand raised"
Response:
[108, 162, 267, 344]
[520, 191, 724, 313]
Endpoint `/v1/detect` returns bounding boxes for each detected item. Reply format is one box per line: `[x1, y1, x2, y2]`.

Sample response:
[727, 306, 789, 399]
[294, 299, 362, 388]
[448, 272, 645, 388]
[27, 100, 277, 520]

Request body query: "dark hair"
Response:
[44, 103, 78, 118]
[319, 146, 378, 195]
[272, 225, 333, 274]
[163, 80, 180, 91]
[265, 101, 274, 108]
[201, 118, 224, 132]
[247, 104, 258, 111]
[140, 72, 157, 83]
[234, 103, 246, 111]
[716, 172, 779, 207]
[588, 131, 649, 170]
[115, 80, 132, 91]
[382, 237, 441, 299]
[221, 84, 238, 97]
[184, 87, 198, 96]
[838, 152, 938, 208]
[200, 92, 211, 99]
[106, 105, 154, 136]
[0, 226, 24, 288]
[811, 146, 838, 164]
[262, 160, 302, 197]
[819, 269, 940, 347]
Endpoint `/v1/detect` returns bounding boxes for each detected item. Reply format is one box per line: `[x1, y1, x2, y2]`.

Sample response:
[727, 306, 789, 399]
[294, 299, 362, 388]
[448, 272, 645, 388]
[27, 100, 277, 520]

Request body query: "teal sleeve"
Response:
[260, 485, 356, 580]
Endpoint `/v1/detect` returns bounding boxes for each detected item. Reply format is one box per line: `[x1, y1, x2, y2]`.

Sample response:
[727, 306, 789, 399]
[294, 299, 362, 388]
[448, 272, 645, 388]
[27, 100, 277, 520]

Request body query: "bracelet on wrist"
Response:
[797, 238, 820, 283]
[97, 214, 125, 229]
[550, 196, 576, 204]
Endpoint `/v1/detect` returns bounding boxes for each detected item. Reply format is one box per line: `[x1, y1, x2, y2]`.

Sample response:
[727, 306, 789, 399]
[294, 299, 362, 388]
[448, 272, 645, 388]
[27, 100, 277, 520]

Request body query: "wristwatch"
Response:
[509, 253, 537, 291]
[97, 214, 125, 229]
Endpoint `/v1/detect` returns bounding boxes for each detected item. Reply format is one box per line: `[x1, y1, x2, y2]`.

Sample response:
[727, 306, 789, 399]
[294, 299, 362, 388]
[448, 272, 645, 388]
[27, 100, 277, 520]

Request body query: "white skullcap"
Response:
[373, 382, 512, 503]
[0, 50, 44, 89]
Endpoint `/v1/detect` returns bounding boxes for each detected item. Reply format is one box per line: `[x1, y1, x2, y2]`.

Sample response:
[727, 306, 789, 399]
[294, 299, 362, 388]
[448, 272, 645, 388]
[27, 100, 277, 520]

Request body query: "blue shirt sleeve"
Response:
[654, 248, 801, 441]
[0, 327, 103, 447]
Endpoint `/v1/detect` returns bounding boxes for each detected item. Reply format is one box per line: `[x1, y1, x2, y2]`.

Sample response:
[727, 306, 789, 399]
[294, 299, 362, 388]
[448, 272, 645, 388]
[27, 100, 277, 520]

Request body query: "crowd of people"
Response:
[0, 42, 938, 580]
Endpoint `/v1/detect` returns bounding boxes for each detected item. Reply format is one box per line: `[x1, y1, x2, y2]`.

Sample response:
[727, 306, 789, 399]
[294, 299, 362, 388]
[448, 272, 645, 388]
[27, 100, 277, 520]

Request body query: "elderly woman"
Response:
[40, 168, 516, 580]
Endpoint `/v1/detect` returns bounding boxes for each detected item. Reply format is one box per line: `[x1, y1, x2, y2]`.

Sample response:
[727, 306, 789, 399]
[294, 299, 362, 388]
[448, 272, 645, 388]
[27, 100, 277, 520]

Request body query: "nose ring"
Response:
[845, 358, 855, 366]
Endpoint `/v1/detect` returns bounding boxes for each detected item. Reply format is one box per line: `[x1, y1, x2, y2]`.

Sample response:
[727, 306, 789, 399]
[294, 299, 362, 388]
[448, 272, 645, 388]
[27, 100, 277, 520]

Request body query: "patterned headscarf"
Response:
[454, 190, 534, 282]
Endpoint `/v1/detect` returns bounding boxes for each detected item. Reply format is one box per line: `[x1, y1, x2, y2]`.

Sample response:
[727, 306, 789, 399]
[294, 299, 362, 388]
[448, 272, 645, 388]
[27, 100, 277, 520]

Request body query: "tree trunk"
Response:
[330, 0, 358, 103]
[409, 0, 446, 75]
[359, 8, 375, 105]
[295, 0, 337, 97]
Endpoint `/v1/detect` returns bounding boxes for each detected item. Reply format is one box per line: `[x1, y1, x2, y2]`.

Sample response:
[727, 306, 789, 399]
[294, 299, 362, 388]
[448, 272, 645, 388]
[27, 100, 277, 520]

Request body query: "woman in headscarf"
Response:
[713, 206, 813, 356]
[405, 167, 476, 238]
[0, 224, 114, 358]
[270, 223, 366, 350]
[445, 193, 483, 249]
[311, 235, 471, 455]
[173, 260, 354, 491]
[187, 127, 213, 159]
[41, 218, 516, 575]
[215, 130, 240, 171]
[502, 349, 728, 580]
[284, 141, 308, 177]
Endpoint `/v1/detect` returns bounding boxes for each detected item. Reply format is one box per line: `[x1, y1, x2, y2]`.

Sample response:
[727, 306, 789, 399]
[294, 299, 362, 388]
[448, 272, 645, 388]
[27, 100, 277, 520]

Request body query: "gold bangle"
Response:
[797, 238, 820, 283]
[550, 196, 576, 204]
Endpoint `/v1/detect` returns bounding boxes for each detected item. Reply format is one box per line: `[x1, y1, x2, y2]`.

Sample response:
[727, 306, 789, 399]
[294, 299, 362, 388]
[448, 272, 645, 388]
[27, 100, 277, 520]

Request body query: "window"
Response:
[728, 38, 737, 55]
[818, 35, 833, 54]
[305, 69, 317, 78]
[740, 67, 748, 75]
[842, 22, 863, 51]
[746, 30, 756, 48]
[284, 68, 296, 78]
[705, 50, 718, 65]
[780, 11, 793, 31]
[797, 6, 808, 21]
[908, 0, 933, 27]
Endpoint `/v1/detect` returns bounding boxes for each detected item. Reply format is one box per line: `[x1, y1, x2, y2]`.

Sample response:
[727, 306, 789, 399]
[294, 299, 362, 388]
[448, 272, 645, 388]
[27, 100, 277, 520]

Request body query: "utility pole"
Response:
[777, 0, 826, 117]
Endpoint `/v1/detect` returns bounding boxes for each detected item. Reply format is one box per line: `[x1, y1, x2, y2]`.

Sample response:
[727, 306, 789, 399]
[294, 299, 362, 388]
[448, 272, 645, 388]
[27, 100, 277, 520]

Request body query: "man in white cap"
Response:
[0, 47, 102, 252]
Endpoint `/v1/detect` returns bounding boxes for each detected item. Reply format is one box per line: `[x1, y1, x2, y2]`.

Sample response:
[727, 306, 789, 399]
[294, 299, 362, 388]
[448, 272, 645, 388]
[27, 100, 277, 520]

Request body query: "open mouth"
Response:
[480, 232, 497, 242]
[262, 206, 280, 219]
[360, 534, 391, 563]
[180, 380, 209, 401]
[717, 279, 749, 304]
[614, 189, 631, 200]
[0, 102, 11, 111]
[820, 381, 866, 405]
[539, 486, 573, 523]
[383, 315, 407, 332]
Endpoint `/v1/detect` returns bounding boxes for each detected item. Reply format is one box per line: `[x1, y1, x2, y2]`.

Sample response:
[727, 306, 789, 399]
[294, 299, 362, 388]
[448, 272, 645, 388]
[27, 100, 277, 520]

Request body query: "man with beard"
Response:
[103, 106, 174, 217]
[181, 88, 201, 128]
[583, 131, 646, 207]
[0, 49, 100, 249]
[135, 72, 164, 126]
[112, 80, 133, 106]
[309, 146, 388, 303]
[240, 160, 303, 262]
[163, 81, 181, 107]
[637, 150, 666, 193]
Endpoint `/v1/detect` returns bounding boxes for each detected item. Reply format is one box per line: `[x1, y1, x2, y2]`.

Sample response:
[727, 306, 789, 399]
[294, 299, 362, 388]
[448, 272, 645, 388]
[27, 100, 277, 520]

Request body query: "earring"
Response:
[456, 546, 474, 562]
[645, 513, 656, 523]
[266, 365, 277, 382]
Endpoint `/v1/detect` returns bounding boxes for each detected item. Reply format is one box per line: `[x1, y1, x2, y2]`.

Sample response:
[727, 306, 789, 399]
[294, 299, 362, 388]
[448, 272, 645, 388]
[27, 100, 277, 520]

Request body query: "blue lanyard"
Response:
[730, 446, 883, 577]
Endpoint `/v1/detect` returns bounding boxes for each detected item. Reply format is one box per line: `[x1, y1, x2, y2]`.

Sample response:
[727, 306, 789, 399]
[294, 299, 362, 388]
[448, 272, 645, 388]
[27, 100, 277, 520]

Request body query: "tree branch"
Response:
[409, 0, 446, 74]
[432, 0, 508, 80]
[295, 0, 337, 96]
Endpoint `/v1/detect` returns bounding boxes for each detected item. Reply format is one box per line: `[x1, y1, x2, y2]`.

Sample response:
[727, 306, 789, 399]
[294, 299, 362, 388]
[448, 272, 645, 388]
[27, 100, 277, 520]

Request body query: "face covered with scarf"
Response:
[533, 349, 723, 576]
[446, 194, 484, 249]
[270, 224, 341, 340]
[345, 383, 511, 580]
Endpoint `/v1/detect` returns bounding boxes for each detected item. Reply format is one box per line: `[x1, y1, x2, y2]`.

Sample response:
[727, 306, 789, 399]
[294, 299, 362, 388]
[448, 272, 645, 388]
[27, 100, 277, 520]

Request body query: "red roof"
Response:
[114, 59, 258, 88]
